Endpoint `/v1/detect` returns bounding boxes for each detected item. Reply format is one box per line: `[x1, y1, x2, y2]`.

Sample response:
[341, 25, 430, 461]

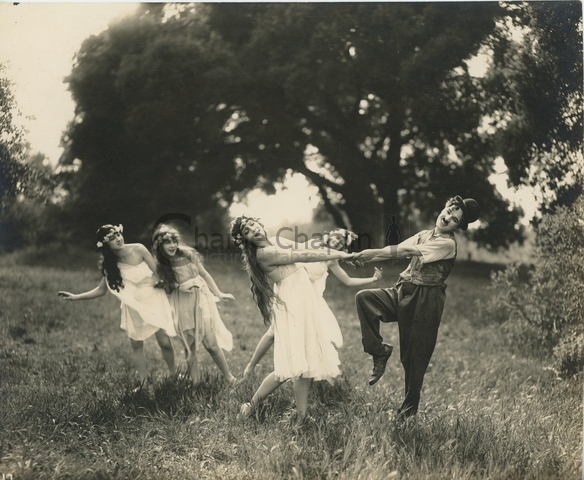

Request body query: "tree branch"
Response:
[292, 163, 348, 227]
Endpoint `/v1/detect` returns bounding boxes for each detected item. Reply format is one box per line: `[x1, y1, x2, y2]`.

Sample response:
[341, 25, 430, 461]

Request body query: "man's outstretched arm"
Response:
[353, 242, 421, 264]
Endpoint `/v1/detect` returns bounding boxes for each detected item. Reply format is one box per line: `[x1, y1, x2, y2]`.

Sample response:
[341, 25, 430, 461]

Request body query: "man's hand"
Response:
[352, 249, 379, 265]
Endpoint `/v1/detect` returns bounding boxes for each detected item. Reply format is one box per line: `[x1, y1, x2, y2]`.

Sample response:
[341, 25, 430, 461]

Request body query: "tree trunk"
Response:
[377, 122, 404, 244]
[339, 179, 385, 249]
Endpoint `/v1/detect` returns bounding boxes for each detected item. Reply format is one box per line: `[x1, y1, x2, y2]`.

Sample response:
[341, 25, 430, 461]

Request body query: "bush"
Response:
[0, 196, 68, 251]
[553, 331, 584, 379]
[485, 195, 584, 377]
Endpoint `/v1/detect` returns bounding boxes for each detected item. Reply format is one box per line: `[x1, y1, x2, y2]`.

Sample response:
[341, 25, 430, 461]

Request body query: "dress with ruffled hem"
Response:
[107, 262, 176, 341]
[168, 260, 233, 355]
[271, 263, 341, 383]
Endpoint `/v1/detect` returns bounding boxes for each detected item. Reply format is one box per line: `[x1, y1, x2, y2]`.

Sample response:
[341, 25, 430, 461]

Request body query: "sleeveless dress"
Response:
[168, 257, 233, 357]
[302, 261, 344, 348]
[270, 263, 341, 383]
[107, 262, 176, 341]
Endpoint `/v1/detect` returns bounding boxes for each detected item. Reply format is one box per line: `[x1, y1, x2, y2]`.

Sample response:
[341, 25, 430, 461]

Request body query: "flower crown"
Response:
[231, 216, 262, 250]
[152, 226, 180, 251]
[323, 228, 358, 251]
[97, 224, 123, 248]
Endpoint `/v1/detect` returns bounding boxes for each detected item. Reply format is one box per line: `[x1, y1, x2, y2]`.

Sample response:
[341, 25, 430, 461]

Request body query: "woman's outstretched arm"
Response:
[328, 261, 383, 287]
[259, 246, 352, 268]
[197, 260, 235, 302]
[58, 277, 107, 300]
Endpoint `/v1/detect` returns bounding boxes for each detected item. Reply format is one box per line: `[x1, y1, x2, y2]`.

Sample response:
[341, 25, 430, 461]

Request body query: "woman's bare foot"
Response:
[236, 402, 255, 421]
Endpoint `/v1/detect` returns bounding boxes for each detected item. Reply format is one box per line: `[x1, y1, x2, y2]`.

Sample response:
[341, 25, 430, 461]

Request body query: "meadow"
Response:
[0, 246, 581, 479]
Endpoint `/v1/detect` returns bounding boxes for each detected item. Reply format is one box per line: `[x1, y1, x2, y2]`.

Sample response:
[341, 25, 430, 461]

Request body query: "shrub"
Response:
[553, 331, 584, 379]
[486, 195, 584, 377]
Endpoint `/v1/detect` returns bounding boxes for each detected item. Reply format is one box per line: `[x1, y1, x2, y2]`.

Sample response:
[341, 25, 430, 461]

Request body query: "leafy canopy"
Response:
[59, 4, 582, 248]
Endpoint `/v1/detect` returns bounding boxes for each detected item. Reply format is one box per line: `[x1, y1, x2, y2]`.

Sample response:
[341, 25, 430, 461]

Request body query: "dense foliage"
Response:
[0, 66, 58, 250]
[486, 194, 584, 377]
[485, 2, 583, 212]
[57, 3, 582, 248]
[0, 66, 31, 203]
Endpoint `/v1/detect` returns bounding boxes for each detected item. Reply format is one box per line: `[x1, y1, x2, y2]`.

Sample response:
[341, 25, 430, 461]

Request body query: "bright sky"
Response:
[229, 172, 321, 230]
[0, 2, 535, 228]
[0, 1, 320, 228]
[0, 2, 140, 163]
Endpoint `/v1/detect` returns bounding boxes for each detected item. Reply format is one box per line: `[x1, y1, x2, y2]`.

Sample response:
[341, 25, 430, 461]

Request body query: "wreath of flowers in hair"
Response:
[323, 228, 358, 251]
[232, 216, 262, 250]
[97, 224, 123, 248]
[152, 227, 180, 251]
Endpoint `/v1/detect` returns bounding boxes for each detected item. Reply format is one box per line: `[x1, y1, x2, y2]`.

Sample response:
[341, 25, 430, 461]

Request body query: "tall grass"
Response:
[0, 247, 581, 479]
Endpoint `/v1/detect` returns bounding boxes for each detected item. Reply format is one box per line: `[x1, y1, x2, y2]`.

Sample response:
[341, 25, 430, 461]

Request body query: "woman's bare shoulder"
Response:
[125, 243, 148, 253]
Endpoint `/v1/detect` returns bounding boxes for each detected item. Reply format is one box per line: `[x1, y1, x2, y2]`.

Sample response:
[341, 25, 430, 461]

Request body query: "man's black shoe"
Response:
[368, 343, 393, 386]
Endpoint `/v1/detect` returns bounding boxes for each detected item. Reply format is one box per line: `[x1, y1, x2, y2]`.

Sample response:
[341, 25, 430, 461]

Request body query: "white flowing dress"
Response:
[107, 262, 176, 341]
[303, 261, 344, 348]
[270, 263, 341, 383]
[168, 258, 233, 355]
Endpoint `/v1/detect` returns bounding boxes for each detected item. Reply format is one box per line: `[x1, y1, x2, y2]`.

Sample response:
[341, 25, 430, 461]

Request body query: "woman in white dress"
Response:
[230, 216, 354, 421]
[58, 224, 176, 382]
[151, 225, 236, 384]
[242, 228, 383, 378]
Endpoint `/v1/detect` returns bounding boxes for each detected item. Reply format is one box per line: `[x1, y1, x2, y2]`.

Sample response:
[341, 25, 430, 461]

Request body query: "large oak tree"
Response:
[59, 3, 581, 248]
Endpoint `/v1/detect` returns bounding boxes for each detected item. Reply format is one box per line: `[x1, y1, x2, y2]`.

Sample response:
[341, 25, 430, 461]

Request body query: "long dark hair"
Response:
[230, 216, 282, 326]
[96, 225, 124, 292]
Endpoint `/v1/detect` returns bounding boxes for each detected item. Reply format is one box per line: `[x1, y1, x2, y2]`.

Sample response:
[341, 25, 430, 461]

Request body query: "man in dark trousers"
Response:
[352, 196, 479, 417]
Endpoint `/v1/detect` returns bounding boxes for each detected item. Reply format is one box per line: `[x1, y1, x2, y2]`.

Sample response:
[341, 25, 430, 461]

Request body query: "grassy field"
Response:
[0, 246, 581, 479]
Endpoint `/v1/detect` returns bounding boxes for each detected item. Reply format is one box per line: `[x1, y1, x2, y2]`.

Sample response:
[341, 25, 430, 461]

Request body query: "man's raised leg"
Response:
[355, 288, 397, 385]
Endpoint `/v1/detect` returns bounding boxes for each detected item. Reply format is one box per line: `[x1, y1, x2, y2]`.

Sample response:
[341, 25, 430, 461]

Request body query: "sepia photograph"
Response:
[0, 2, 582, 478]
